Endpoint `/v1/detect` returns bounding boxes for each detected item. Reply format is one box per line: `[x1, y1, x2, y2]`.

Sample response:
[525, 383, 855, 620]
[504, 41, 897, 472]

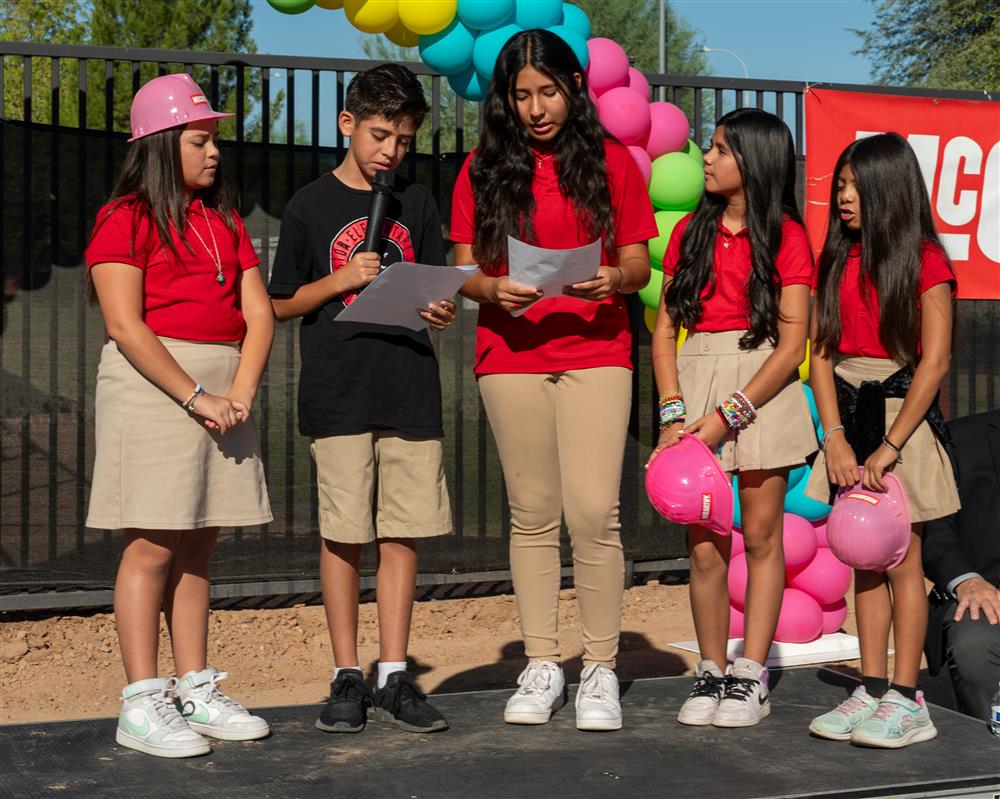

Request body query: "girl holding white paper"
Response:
[451, 29, 657, 732]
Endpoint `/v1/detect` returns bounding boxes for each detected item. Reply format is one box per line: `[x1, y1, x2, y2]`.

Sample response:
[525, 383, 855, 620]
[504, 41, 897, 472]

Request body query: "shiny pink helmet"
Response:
[645, 435, 733, 536]
[128, 73, 233, 142]
[826, 471, 912, 572]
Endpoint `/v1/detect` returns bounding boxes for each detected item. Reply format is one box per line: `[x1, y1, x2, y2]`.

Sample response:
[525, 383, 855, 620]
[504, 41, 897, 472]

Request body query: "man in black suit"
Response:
[923, 409, 1000, 720]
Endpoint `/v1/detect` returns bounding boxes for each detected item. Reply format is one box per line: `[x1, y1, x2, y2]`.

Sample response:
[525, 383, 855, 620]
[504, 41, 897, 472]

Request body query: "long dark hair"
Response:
[665, 108, 801, 349]
[813, 133, 946, 367]
[470, 28, 613, 273]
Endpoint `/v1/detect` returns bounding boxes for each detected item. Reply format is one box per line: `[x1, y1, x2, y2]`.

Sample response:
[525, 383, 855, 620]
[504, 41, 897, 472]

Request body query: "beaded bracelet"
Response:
[182, 384, 205, 412]
[716, 390, 757, 431]
[658, 393, 686, 427]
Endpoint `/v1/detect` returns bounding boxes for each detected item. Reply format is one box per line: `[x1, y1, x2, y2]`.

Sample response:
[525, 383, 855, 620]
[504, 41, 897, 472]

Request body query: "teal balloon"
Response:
[732, 474, 742, 528]
[515, 0, 564, 28]
[548, 25, 589, 68]
[801, 383, 821, 431]
[788, 464, 808, 490]
[649, 210, 687, 269]
[448, 65, 490, 102]
[784, 464, 832, 521]
[649, 151, 704, 211]
[561, 3, 591, 39]
[638, 265, 663, 310]
[419, 19, 475, 76]
[472, 24, 523, 79]
[457, 0, 515, 30]
[267, 0, 315, 12]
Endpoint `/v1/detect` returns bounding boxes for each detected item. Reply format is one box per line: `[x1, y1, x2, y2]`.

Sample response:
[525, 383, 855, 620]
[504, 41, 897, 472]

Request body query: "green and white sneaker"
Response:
[116, 677, 211, 758]
[850, 689, 938, 748]
[176, 668, 270, 741]
[809, 685, 879, 740]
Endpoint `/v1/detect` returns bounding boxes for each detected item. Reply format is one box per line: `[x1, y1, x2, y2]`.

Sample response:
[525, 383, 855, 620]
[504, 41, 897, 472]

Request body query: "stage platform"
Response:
[2, 668, 998, 799]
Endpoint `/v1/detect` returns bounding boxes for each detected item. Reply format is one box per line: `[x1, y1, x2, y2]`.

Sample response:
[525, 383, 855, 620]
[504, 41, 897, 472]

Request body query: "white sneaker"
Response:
[575, 663, 622, 731]
[713, 657, 771, 728]
[504, 660, 566, 725]
[677, 659, 727, 726]
[116, 677, 211, 758]
[176, 667, 270, 741]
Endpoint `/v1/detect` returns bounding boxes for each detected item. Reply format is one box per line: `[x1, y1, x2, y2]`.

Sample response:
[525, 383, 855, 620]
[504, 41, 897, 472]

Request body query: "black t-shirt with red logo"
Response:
[268, 172, 446, 438]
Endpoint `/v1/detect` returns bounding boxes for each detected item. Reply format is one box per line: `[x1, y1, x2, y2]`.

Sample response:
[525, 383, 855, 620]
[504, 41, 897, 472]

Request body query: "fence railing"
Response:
[1, 42, 996, 611]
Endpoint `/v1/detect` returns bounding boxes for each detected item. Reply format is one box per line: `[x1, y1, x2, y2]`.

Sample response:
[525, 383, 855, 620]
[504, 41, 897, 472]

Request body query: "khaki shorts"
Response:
[805, 356, 960, 523]
[310, 432, 452, 544]
[678, 330, 818, 473]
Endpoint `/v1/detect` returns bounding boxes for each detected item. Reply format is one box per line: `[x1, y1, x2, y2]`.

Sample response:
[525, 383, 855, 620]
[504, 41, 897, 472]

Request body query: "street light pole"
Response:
[702, 46, 750, 79]
[659, 0, 666, 101]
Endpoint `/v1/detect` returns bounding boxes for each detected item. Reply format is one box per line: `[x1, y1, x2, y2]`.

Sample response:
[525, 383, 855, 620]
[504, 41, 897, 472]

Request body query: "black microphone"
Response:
[362, 169, 395, 263]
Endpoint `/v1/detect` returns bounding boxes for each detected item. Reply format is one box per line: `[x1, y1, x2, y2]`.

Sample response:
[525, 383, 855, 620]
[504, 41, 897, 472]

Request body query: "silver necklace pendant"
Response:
[216, 272, 225, 285]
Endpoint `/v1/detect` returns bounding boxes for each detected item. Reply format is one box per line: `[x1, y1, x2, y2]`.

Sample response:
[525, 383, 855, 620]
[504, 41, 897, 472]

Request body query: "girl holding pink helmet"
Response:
[806, 133, 959, 748]
[85, 74, 273, 757]
[649, 109, 817, 729]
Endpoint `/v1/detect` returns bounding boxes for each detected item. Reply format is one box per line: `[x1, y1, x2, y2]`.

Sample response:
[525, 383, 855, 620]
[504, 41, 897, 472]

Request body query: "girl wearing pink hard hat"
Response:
[85, 73, 273, 758]
[806, 132, 959, 748]
[649, 109, 817, 729]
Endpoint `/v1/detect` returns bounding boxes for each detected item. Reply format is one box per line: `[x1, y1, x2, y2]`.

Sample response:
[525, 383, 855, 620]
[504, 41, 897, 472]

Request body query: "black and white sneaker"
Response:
[315, 669, 372, 733]
[713, 657, 770, 727]
[677, 659, 727, 726]
[369, 672, 448, 733]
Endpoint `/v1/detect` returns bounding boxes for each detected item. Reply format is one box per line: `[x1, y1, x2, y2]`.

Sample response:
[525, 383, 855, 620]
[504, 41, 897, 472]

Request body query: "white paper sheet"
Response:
[333, 262, 478, 331]
[506, 236, 601, 316]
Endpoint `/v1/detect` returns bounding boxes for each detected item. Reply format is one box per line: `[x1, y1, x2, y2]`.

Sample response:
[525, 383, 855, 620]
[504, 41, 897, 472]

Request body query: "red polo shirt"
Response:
[836, 242, 955, 358]
[451, 139, 658, 375]
[662, 214, 814, 332]
[85, 195, 260, 342]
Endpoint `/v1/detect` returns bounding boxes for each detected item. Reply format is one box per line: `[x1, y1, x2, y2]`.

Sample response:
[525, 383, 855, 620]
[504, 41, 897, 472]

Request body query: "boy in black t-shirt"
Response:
[268, 65, 455, 734]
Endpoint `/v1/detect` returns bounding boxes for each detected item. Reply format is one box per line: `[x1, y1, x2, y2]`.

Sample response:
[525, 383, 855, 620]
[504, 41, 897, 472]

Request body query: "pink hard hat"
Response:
[826, 470, 912, 572]
[128, 73, 233, 142]
[645, 435, 733, 536]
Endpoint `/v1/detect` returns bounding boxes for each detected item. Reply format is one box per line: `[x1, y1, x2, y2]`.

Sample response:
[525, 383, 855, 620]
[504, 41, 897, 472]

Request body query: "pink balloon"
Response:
[731, 527, 745, 557]
[729, 605, 745, 638]
[727, 552, 748, 611]
[585, 37, 629, 96]
[813, 519, 829, 548]
[783, 513, 819, 571]
[627, 145, 652, 186]
[820, 598, 848, 635]
[788, 547, 852, 605]
[774, 588, 823, 643]
[597, 86, 651, 146]
[644, 102, 690, 159]
[626, 66, 650, 101]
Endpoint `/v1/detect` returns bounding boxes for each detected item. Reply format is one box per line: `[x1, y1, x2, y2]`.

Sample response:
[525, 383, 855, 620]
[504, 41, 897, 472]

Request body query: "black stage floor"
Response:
[2, 668, 998, 799]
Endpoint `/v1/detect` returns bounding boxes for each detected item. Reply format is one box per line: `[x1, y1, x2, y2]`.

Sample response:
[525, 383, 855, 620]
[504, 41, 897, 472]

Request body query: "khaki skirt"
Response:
[86, 338, 272, 531]
[677, 330, 818, 473]
[805, 356, 960, 524]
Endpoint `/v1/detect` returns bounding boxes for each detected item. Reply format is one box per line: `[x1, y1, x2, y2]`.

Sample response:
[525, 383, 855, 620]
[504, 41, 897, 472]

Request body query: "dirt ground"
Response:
[0, 580, 882, 725]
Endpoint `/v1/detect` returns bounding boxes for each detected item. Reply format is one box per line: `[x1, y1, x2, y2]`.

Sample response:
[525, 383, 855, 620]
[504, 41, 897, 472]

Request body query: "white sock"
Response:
[377, 661, 407, 689]
[333, 665, 361, 680]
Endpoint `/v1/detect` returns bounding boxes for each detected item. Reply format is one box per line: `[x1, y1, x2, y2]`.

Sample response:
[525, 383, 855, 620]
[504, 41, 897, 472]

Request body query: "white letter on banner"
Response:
[978, 141, 1000, 264]
[906, 134, 941, 201]
[937, 136, 982, 227]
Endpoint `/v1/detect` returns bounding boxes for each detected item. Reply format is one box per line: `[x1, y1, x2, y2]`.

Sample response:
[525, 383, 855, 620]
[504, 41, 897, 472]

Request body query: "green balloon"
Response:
[638, 265, 664, 311]
[682, 139, 703, 163]
[649, 151, 704, 211]
[268, 0, 315, 13]
[649, 210, 688, 269]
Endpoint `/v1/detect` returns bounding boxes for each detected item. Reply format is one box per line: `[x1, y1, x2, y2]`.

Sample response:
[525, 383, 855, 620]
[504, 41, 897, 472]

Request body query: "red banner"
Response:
[804, 88, 1000, 300]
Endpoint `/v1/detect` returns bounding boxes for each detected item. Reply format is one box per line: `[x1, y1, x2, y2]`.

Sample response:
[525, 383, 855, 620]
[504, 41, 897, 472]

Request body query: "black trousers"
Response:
[940, 600, 1000, 721]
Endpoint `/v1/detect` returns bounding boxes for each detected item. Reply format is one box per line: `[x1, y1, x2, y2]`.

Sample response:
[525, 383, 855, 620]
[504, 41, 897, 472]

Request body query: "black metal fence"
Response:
[2, 42, 997, 610]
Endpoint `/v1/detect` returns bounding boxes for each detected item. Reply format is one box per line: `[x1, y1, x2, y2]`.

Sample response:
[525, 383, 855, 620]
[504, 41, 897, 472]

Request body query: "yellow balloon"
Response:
[397, 0, 456, 36]
[676, 324, 688, 352]
[344, 0, 399, 34]
[385, 19, 421, 47]
[643, 306, 657, 334]
[316, 0, 344, 8]
[799, 338, 810, 383]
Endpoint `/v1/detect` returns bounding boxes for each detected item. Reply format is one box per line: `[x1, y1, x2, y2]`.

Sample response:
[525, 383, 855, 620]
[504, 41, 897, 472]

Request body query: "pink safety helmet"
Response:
[826, 470, 912, 572]
[128, 73, 233, 142]
[645, 435, 733, 536]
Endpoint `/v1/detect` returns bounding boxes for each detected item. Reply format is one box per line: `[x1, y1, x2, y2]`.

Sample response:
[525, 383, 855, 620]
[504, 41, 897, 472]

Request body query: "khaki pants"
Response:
[479, 367, 631, 668]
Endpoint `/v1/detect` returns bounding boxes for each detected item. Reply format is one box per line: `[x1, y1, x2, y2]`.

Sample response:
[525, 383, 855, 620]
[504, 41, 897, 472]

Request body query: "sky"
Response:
[250, 0, 879, 85]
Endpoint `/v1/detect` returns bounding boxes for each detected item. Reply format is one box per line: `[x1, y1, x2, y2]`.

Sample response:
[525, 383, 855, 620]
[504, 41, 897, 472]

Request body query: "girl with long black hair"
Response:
[451, 29, 657, 732]
[806, 133, 958, 747]
[650, 108, 817, 728]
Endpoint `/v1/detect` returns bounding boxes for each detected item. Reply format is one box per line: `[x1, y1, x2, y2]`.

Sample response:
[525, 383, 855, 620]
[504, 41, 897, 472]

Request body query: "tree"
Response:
[853, 0, 1000, 92]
